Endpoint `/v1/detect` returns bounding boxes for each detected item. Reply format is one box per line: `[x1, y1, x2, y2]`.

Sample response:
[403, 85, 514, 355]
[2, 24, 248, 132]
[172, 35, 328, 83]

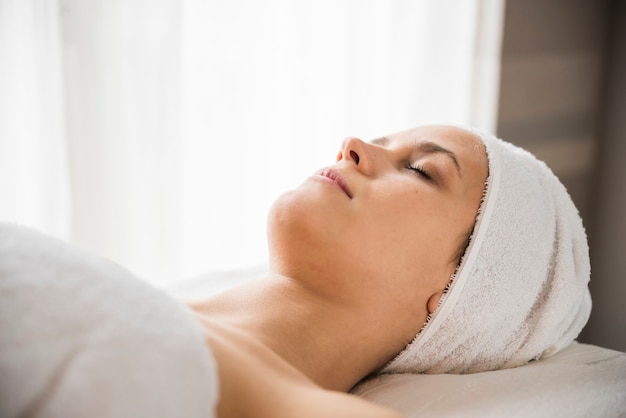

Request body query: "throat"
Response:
[185, 275, 380, 392]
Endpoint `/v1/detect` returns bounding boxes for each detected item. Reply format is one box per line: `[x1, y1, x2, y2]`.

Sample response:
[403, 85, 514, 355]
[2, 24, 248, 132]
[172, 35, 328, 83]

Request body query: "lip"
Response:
[313, 168, 353, 199]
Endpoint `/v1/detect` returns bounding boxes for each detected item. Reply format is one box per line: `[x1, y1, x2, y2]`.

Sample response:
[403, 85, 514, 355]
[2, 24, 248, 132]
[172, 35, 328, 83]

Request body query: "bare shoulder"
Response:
[261, 384, 406, 418]
[244, 382, 405, 418]
[192, 313, 405, 418]
[300, 388, 406, 418]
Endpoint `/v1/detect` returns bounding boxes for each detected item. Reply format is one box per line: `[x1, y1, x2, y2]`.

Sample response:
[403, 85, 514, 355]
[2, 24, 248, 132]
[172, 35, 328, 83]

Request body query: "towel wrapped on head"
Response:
[382, 128, 592, 375]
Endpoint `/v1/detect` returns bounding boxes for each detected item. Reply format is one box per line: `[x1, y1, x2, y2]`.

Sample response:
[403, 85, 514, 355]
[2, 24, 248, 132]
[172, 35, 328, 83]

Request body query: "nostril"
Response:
[350, 150, 360, 165]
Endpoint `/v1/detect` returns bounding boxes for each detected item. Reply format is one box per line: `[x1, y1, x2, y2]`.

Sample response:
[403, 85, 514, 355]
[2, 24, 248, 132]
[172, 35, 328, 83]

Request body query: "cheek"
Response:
[357, 192, 459, 270]
[349, 197, 428, 264]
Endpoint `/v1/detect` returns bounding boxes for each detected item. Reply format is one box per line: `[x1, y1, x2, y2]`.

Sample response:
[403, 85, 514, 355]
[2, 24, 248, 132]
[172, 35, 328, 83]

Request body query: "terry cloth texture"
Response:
[0, 222, 219, 418]
[382, 128, 592, 374]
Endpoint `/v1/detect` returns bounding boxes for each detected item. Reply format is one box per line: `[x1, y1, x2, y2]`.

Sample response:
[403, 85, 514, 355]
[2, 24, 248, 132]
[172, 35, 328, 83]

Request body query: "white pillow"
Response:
[353, 342, 626, 418]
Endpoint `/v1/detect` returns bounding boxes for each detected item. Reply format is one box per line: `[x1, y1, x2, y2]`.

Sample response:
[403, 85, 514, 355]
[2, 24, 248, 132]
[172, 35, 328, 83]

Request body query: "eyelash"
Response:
[408, 165, 432, 181]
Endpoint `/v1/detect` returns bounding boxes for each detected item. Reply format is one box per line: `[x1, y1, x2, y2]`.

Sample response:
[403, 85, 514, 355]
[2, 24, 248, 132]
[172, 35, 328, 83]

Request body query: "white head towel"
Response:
[382, 128, 592, 374]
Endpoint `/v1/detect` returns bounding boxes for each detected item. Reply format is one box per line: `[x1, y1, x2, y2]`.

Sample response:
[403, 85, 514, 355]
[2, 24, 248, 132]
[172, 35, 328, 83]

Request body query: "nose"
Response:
[337, 137, 374, 174]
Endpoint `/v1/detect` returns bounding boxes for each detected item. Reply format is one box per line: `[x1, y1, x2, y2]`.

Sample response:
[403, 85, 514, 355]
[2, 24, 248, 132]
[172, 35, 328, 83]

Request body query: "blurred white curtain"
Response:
[0, 0, 504, 286]
[0, 0, 71, 237]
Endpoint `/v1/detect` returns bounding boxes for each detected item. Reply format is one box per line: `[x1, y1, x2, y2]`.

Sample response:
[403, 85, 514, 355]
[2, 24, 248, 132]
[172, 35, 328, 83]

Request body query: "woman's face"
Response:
[268, 125, 487, 326]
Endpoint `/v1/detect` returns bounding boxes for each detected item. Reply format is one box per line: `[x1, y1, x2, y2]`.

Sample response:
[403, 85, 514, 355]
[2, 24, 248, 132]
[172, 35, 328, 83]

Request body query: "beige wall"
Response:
[582, 0, 626, 351]
[497, 0, 626, 350]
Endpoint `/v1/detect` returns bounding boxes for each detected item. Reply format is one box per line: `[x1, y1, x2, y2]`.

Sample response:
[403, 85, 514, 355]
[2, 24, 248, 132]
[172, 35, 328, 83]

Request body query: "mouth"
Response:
[313, 168, 353, 199]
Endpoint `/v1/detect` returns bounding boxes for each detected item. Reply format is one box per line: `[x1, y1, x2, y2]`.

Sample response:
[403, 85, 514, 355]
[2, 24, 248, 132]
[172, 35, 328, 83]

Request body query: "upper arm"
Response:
[293, 389, 406, 418]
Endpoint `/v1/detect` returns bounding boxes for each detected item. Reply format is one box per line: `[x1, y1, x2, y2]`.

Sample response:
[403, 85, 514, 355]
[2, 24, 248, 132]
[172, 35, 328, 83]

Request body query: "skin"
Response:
[187, 125, 488, 418]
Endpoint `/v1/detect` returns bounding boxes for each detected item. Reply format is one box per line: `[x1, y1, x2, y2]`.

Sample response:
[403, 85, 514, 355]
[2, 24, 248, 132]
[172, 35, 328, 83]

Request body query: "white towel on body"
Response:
[382, 128, 592, 374]
[0, 222, 219, 418]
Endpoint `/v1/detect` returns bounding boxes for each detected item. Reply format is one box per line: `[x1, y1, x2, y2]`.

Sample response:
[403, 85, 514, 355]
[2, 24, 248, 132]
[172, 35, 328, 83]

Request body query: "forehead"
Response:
[386, 125, 483, 152]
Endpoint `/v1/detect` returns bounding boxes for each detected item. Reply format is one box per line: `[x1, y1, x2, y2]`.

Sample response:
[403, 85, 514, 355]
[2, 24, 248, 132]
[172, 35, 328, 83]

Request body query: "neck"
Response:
[190, 274, 401, 391]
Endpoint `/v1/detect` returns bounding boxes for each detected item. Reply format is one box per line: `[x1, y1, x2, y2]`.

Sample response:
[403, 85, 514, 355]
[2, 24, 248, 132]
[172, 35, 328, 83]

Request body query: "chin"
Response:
[268, 185, 326, 231]
[267, 189, 339, 269]
[267, 190, 308, 251]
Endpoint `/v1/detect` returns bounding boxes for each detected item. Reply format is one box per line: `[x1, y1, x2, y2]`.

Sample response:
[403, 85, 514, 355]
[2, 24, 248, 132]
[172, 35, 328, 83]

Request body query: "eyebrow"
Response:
[371, 136, 462, 178]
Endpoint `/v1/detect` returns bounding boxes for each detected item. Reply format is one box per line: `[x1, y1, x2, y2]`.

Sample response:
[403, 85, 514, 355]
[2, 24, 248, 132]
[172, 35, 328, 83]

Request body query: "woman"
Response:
[0, 125, 590, 418]
[186, 123, 591, 417]
[187, 124, 488, 417]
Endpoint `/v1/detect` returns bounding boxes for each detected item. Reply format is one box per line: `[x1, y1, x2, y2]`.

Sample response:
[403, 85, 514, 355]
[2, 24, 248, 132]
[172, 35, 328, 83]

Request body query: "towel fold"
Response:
[382, 128, 592, 374]
[0, 222, 219, 418]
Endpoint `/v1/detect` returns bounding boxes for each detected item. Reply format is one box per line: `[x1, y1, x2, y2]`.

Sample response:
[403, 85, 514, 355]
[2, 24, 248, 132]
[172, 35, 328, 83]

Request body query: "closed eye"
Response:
[408, 165, 432, 181]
